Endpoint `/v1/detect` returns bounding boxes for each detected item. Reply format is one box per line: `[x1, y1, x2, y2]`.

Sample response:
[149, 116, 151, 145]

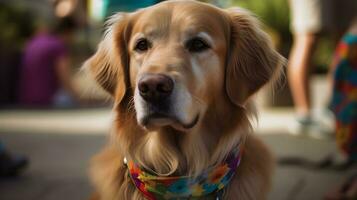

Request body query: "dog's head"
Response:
[84, 0, 282, 132]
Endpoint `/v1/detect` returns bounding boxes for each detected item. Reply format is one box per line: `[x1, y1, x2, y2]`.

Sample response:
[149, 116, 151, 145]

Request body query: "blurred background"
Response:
[0, 0, 355, 199]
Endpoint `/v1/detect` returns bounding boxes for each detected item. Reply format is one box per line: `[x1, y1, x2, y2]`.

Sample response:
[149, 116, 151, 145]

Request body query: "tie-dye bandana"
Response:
[126, 146, 243, 200]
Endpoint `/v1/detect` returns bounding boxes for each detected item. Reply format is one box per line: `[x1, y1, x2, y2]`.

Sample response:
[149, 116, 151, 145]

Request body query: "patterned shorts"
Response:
[331, 34, 357, 160]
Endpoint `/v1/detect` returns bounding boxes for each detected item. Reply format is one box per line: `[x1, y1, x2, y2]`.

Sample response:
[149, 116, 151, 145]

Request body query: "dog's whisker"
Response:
[191, 95, 205, 106]
[126, 97, 136, 111]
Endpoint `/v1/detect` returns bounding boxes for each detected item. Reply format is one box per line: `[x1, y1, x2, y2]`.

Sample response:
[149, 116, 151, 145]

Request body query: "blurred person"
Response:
[18, 17, 79, 107]
[325, 18, 357, 200]
[288, 0, 356, 137]
[0, 141, 28, 177]
[279, 19, 357, 198]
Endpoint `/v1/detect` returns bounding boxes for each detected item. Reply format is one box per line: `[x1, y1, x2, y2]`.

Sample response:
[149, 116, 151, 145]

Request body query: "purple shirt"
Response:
[19, 34, 67, 106]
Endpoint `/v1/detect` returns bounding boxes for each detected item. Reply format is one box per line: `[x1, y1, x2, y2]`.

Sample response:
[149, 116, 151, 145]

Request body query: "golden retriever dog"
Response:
[84, 0, 283, 199]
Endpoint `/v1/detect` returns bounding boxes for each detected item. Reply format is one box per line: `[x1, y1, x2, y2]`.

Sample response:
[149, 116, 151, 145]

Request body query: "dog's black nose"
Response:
[138, 74, 174, 102]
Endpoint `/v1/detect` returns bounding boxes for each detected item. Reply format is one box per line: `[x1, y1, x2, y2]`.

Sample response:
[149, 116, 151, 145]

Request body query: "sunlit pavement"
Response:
[0, 107, 299, 135]
[0, 76, 355, 200]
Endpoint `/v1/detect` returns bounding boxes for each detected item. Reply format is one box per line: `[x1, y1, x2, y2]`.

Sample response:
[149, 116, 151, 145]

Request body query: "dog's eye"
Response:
[134, 38, 151, 52]
[186, 38, 210, 52]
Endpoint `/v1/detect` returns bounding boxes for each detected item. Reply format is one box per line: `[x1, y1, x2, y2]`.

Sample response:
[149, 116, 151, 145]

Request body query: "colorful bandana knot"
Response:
[126, 146, 243, 200]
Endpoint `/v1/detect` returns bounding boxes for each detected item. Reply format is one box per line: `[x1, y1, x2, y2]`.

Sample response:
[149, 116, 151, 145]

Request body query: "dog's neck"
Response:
[114, 100, 251, 177]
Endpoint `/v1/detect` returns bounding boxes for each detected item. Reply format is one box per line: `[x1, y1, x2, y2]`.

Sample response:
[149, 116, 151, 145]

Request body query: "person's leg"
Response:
[288, 33, 318, 117]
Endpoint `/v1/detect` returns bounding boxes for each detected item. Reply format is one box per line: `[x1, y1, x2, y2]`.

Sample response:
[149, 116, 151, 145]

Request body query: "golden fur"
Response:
[84, 1, 284, 199]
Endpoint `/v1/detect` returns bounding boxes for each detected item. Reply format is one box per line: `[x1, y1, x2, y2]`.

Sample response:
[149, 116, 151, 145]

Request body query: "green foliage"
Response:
[0, 3, 35, 51]
[231, 0, 290, 32]
[230, 0, 292, 55]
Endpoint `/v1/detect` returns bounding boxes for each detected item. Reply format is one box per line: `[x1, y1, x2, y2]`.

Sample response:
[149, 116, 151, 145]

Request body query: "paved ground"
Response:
[0, 131, 105, 200]
[0, 110, 355, 200]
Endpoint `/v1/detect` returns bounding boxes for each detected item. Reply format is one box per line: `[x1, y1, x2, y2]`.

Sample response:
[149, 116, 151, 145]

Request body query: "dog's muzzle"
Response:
[137, 73, 199, 130]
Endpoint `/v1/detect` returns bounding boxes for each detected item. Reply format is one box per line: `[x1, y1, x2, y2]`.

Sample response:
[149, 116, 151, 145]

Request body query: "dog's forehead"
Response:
[132, 1, 228, 39]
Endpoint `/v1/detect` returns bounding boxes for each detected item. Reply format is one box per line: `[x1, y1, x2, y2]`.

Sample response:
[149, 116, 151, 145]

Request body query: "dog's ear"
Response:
[83, 13, 131, 101]
[225, 8, 283, 106]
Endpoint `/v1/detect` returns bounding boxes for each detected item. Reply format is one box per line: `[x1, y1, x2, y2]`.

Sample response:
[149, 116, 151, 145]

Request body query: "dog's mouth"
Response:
[140, 113, 199, 131]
